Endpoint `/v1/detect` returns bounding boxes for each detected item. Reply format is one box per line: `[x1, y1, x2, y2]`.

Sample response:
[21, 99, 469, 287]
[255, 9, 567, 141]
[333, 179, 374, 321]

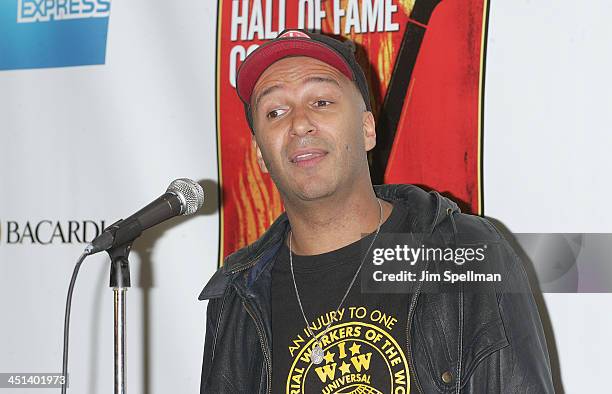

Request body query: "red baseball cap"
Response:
[236, 29, 372, 133]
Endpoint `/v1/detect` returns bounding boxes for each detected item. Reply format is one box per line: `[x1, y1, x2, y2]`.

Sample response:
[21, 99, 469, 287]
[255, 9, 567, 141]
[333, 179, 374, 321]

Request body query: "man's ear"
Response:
[362, 111, 376, 151]
[252, 135, 269, 173]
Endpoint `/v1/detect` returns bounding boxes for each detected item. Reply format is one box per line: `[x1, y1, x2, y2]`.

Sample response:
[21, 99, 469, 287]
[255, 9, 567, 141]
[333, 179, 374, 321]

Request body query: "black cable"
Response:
[61, 251, 90, 393]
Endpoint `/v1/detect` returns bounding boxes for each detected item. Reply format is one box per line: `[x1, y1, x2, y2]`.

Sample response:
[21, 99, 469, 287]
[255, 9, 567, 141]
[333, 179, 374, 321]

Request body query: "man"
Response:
[199, 30, 554, 393]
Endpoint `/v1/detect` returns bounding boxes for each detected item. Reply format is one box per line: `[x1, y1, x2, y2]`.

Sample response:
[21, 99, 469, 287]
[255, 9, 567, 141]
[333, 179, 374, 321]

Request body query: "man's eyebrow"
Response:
[254, 85, 281, 109]
[253, 76, 341, 109]
[303, 75, 341, 88]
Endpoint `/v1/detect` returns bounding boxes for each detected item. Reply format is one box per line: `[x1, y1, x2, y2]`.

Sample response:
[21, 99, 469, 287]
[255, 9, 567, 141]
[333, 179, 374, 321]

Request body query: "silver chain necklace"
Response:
[289, 198, 383, 365]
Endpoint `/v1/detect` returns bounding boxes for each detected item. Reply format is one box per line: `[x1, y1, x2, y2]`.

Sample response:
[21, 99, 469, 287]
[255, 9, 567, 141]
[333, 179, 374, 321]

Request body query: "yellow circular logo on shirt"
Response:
[286, 316, 410, 394]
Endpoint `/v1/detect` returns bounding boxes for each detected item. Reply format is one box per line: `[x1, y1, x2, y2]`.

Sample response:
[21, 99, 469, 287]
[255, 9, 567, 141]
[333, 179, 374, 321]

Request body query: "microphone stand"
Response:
[107, 242, 133, 394]
[65, 179, 203, 393]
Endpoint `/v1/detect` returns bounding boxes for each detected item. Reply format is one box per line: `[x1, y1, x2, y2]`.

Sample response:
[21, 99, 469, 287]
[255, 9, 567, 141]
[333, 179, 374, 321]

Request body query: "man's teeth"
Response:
[295, 153, 317, 161]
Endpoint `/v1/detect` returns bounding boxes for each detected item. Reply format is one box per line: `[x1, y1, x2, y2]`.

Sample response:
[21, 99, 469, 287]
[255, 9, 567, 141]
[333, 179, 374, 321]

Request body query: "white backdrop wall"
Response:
[0, 1, 609, 393]
[485, 1, 612, 393]
[1, 0, 218, 392]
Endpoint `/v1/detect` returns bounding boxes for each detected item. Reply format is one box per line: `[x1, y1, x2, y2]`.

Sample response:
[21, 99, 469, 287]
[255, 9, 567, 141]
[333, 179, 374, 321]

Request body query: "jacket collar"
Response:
[198, 184, 460, 300]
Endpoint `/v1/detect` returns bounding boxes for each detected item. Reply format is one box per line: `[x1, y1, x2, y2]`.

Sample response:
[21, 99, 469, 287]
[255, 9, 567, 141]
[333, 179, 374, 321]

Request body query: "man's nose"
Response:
[290, 106, 315, 136]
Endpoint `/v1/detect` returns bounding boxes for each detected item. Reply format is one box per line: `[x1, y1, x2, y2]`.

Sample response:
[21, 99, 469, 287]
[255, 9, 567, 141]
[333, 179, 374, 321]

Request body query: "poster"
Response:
[216, 0, 488, 262]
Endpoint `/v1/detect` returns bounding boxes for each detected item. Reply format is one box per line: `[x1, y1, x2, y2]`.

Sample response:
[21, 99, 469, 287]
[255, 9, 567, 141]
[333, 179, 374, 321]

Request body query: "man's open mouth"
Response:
[289, 149, 328, 167]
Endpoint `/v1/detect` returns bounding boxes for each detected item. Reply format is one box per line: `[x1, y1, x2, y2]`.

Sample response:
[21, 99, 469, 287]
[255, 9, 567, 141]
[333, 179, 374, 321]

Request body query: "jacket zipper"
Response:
[210, 288, 229, 366]
[229, 241, 278, 393]
[406, 262, 428, 394]
[406, 294, 424, 393]
[407, 212, 455, 393]
[229, 257, 260, 274]
[243, 300, 272, 394]
[229, 237, 281, 275]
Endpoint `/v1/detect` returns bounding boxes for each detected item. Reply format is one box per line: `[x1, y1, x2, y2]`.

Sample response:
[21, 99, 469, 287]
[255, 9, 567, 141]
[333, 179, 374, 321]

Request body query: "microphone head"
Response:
[167, 178, 204, 215]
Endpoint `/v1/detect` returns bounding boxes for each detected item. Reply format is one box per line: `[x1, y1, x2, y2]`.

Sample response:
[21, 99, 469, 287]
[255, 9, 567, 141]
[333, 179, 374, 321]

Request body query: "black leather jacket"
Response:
[199, 184, 555, 393]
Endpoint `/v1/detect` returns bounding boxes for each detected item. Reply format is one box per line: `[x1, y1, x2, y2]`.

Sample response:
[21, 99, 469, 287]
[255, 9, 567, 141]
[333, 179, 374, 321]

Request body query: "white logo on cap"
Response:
[279, 30, 310, 39]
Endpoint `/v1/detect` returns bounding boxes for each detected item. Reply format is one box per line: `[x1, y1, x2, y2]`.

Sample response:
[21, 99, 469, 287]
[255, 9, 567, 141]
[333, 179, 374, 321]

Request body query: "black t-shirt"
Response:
[271, 201, 416, 393]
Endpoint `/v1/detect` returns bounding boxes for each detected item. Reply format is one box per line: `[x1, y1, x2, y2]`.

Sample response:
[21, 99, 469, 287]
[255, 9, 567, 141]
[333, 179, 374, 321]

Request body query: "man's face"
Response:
[250, 56, 375, 202]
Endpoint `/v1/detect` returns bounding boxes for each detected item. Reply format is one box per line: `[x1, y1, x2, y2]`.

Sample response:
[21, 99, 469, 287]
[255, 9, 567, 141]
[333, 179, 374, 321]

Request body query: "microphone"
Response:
[86, 178, 204, 255]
